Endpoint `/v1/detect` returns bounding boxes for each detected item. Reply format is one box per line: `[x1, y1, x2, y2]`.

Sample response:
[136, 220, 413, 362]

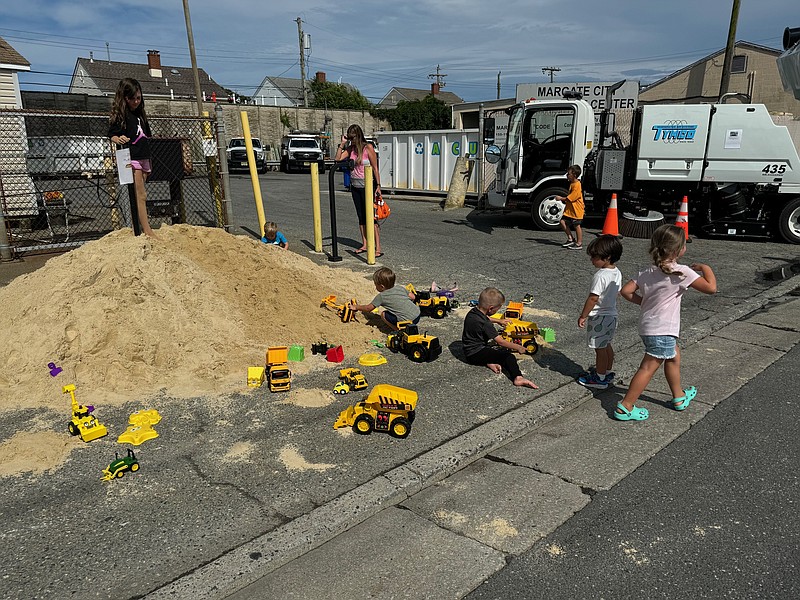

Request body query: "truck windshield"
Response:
[290, 140, 318, 148]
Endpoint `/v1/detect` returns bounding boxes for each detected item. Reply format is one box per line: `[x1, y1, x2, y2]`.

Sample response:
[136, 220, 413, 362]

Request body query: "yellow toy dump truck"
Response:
[265, 346, 292, 392]
[333, 367, 368, 394]
[64, 384, 108, 442]
[386, 321, 442, 363]
[405, 284, 453, 319]
[333, 384, 417, 439]
[321, 295, 358, 323]
[498, 301, 544, 355]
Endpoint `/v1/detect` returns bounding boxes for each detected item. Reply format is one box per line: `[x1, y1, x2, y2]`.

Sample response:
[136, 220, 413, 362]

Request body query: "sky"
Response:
[1, 1, 795, 104]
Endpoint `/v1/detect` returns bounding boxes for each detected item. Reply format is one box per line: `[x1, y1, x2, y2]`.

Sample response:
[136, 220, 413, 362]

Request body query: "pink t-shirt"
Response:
[635, 262, 700, 337]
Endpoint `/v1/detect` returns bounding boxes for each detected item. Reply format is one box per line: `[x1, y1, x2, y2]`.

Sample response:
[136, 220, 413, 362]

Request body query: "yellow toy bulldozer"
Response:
[498, 301, 543, 355]
[64, 384, 108, 442]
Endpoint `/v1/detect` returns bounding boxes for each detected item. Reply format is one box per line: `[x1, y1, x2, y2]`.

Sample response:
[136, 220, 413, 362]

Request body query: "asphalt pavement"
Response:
[0, 169, 798, 600]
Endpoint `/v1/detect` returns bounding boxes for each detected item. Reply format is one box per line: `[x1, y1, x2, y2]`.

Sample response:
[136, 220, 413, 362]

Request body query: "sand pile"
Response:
[0, 224, 379, 412]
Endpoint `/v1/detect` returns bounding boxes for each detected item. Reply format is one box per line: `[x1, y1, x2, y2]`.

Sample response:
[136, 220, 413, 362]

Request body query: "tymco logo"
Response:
[652, 121, 698, 143]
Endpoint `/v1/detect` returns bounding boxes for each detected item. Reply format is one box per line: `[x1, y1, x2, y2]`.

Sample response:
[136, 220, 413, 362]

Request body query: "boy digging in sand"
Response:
[461, 287, 538, 389]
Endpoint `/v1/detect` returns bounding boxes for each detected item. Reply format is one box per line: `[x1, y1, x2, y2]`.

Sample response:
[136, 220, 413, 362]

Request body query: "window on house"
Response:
[731, 55, 747, 73]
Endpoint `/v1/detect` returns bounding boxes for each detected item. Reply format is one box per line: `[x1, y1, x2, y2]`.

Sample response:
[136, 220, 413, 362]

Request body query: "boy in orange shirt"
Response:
[556, 164, 585, 250]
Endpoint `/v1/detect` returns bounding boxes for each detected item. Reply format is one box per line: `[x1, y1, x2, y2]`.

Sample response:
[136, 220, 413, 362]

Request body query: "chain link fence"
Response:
[0, 109, 225, 256]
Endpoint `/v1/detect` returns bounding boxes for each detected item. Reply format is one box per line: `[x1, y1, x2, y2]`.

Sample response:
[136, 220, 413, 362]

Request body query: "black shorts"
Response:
[561, 215, 583, 228]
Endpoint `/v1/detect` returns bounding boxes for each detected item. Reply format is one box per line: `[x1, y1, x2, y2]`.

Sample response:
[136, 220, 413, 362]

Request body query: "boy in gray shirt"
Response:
[349, 267, 421, 330]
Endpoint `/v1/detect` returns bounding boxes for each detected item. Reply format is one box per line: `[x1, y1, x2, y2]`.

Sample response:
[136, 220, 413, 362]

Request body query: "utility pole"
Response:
[542, 66, 560, 83]
[182, 0, 204, 116]
[428, 64, 448, 88]
[296, 17, 308, 106]
[718, 0, 741, 99]
[497, 71, 501, 100]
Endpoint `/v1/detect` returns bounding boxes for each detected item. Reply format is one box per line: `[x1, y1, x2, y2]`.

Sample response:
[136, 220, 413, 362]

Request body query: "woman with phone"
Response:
[335, 124, 383, 257]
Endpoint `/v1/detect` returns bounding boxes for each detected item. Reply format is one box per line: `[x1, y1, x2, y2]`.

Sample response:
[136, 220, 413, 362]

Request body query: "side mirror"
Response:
[264, 144, 271, 152]
[484, 145, 501, 164]
[482, 117, 496, 145]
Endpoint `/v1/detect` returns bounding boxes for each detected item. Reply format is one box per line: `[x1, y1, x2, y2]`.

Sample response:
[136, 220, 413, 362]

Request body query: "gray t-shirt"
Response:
[372, 286, 420, 322]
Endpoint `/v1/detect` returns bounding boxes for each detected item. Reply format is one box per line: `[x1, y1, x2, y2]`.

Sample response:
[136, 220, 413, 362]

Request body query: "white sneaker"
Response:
[561, 240, 575, 248]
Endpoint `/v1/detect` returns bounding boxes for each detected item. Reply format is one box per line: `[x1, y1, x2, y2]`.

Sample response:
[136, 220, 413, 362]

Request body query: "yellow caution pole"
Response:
[365, 165, 375, 265]
[240, 111, 266, 237]
[310, 163, 323, 252]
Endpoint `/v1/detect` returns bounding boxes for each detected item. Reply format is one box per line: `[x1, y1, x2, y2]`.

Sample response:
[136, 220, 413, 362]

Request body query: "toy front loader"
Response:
[321, 295, 358, 323]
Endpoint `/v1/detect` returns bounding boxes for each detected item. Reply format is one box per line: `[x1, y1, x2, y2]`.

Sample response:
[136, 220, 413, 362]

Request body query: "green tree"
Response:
[372, 95, 451, 130]
[308, 80, 372, 110]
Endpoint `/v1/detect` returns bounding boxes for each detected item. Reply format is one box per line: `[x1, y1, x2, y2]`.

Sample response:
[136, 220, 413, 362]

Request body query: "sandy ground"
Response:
[0, 225, 383, 476]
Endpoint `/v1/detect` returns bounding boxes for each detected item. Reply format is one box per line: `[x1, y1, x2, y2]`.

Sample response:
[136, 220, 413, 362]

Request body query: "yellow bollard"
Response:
[310, 163, 323, 252]
[239, 111, 267, 237]
[365, 165, 375, 265]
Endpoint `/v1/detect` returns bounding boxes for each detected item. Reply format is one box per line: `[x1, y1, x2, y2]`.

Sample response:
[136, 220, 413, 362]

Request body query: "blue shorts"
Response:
[383, 311, 420, 327]
[641, 335, 677, 360]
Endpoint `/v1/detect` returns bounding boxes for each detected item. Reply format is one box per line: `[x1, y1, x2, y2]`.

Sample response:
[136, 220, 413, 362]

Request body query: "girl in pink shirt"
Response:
[616, 225, 717, 421]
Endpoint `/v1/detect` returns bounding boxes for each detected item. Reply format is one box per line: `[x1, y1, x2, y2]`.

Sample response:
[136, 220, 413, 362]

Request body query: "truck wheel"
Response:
[258, 162, 267, 175]
[131, 463, 139, 472]
[116, 470, 124, 479]
[319, 162, 326, 174]
[389, 417, 411, 439]
[68, 422, 79, 436]
[524, 340, 539, 355]
[409, 344, 427, 363]
[387, 336, 399, 352]
[531, 187, 568, 231]
[777, 197, 800, 244]
[433, 306, 446, 319]
[353, 414, 374, 435]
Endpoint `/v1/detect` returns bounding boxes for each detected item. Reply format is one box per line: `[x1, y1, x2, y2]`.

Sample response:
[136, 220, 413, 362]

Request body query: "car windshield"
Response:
[230, 139, 260, 148]
[290, 140, 318, 148]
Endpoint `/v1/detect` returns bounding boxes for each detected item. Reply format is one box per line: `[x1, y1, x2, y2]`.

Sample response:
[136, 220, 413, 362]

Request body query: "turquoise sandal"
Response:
[614, 402, 649, 421]
[673, 386, 697, 411]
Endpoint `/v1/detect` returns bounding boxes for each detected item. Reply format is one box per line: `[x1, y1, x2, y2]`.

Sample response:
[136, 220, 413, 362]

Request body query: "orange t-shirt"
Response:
[563, 180, 585, 220]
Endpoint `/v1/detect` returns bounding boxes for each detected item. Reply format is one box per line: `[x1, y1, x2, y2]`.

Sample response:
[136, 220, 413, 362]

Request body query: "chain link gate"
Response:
[0, 109, 225, 256]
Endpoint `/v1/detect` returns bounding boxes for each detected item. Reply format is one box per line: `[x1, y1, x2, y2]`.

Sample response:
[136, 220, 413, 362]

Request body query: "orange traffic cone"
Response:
[601, 193, 621, 238]
[675, 196, 692, 242]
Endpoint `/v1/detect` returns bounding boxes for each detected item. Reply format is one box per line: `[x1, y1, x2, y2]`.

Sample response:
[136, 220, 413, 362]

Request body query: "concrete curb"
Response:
[148, 275, 799, 599]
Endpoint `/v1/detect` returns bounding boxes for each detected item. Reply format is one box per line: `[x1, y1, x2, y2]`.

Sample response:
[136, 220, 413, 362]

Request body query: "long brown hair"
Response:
[110, 78, 148, 127]
[346, 124, 368, 165]
[649, 224, 686, 275]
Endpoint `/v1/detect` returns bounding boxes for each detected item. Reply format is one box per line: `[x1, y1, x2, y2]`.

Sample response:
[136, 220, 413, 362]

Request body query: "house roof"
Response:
[0, 36, 31, 69]
[71, 57, 228, 99]
[643, 41, 780, 91]
[262, 76, 307, 104]
[380, 86, 464, 107]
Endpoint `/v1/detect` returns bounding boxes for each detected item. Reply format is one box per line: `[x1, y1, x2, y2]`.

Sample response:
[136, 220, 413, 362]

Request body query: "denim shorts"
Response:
[641, 335, 677, 360]
[383, 311, 420, 327]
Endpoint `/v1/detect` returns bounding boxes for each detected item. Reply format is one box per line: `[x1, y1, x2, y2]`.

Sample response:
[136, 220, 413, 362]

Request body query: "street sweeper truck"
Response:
[484, 82, 800, 244]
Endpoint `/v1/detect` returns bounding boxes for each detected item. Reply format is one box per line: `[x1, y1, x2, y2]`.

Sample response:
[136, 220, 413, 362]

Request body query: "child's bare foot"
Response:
[487, 363, 502, 374]
[513, 376, 539, 389]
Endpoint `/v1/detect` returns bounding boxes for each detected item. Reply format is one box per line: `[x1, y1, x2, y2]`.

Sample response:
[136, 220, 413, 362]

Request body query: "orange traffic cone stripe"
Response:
[601, 193, 621, 237]
[675, 195, 690, 240]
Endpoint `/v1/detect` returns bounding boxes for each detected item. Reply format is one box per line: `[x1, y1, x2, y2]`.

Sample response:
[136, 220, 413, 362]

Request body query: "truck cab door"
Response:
[487, 106, 524, 208]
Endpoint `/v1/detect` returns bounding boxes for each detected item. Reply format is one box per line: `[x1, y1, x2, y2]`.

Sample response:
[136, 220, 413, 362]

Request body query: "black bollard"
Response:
[127, 183, 141, 236]
[327, 159, 353, 262]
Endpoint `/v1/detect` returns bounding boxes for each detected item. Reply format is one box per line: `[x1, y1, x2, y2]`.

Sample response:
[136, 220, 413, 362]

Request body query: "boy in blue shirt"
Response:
[261, 221, 288, 250]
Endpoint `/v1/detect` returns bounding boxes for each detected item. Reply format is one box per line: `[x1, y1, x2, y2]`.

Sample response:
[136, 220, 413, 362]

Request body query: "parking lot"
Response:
[1, 168, 798, 599]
